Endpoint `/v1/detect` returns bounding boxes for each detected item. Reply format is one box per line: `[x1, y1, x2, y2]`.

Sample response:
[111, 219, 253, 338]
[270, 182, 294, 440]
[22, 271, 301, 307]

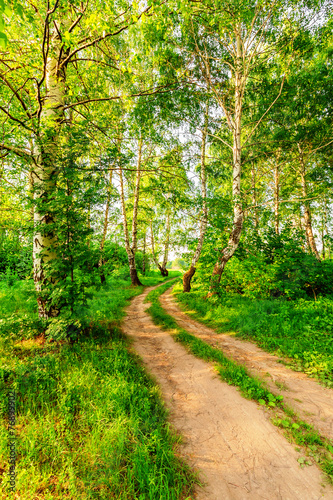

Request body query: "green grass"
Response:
[145, 281, 283, 407]
[0, 269, 195, 499]
[146, 281, 333, 483]
[173, 284, 333, 386]
[145, 279, 179, 304]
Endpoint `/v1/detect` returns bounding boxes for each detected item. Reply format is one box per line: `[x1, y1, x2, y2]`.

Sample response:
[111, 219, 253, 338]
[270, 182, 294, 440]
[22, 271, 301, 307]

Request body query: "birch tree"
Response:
[173, 0, 322, 287]
[0, 0, 157, 317]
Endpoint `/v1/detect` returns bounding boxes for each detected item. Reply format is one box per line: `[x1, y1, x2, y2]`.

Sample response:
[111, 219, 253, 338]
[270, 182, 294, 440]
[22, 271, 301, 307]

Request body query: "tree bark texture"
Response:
[150, 218, 169, 277]
[32, 21, 69, 319]
[142, 232, 146, 275]
[161, 211, 170, 276]
[150, 222, 161, 271]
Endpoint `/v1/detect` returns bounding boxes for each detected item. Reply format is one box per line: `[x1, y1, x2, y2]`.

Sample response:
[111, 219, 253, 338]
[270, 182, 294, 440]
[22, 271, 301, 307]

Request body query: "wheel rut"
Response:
[122, 284, 333, 499]
[160, 288, 333, 442]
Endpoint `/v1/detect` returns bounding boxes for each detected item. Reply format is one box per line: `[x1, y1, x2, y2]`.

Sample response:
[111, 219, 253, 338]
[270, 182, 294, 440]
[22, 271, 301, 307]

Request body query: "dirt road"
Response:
[160, 289, 333, 442]
[122, 284, 333, 499]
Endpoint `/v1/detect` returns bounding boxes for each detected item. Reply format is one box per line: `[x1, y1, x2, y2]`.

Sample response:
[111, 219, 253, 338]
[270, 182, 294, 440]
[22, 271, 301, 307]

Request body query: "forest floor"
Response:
[123, 282, 333, 500]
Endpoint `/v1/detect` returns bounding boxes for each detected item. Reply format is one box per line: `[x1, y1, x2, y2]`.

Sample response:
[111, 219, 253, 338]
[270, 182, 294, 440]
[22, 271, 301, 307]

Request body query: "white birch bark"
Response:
[150, 221, 161, 270]
[32, 21, 67, 318]
[131, 138, 142, 255]
[160, 210, 170, 276]
[150, 219, 169, 277]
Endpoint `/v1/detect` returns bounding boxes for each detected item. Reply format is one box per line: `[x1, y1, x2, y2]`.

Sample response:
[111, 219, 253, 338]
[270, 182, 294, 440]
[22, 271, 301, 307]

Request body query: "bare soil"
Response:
[160, 289, 333, 442]
[122, 284, 333, 499]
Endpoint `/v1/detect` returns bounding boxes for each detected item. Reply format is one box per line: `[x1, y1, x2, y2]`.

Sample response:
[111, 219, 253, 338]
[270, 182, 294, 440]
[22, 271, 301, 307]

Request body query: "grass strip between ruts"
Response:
[146, 281, 333, 484]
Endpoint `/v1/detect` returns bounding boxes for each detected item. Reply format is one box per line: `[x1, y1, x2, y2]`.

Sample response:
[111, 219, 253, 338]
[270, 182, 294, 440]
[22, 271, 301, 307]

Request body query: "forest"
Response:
[0, 0, 333, 498]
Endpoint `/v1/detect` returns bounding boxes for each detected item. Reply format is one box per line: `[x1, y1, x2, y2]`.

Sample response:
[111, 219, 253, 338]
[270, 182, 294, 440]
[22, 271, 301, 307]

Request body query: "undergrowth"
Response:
[0, 270, 195, 499]
[173, 284, 333, 386]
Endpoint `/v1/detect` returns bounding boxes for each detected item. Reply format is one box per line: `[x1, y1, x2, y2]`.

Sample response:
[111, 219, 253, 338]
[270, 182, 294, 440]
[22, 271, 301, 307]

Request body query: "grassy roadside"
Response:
[173, 284, 333, 387]
[0, 271, 196, 499]
[146, 281, 333, 483]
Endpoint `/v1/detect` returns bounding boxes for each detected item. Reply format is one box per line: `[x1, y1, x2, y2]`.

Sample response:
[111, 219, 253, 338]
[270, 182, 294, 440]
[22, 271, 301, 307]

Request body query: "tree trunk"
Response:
[298, 144, 321, 261]
[183, 111, 208, 292]
[131, 137, 142, 257]
[32, 21, 69, 319]
[183, 266, 196, 292]
[211, 30, 244, 288]
[99, 167, 113, 284]
[129, 253, 143, 286]
[87, 202, 91, 249]
[119, 139, 143, 286]
[321, 208, 325, 260]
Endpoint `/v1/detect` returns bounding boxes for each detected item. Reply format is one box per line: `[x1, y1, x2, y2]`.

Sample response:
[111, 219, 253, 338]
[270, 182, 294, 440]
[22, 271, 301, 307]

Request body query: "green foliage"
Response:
[0, 236, 32, 279]
[100, 242, 129, 276]
[0, 328, 194, 498]
[135, 250, 150, 274]
[0, 279, 43, 341]
[196, 227, 333, 299]
[0, 272, 195, 498]
[169, 258, 188, 270]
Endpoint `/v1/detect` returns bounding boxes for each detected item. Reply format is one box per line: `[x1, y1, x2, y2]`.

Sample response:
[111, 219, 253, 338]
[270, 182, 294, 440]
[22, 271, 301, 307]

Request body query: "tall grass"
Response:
[0, 270, 195, 499]
[174, 284, 333, 385]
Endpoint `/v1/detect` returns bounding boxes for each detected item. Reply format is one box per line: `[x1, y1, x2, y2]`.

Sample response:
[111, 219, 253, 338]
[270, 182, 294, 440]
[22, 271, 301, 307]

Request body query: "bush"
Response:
[196, 226, 333, 299]
[0, 237, 32, 279]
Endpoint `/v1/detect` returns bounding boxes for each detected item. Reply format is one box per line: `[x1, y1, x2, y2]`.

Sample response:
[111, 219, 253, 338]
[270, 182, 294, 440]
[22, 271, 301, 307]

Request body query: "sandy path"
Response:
[122, 285, 333, 499]
[160, 289, 333, 442]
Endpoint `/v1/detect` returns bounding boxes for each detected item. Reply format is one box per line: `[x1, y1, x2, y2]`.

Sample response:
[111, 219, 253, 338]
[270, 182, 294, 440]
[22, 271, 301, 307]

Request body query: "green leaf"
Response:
[15, 3, 24, 18]
[0, 31, 8, 48]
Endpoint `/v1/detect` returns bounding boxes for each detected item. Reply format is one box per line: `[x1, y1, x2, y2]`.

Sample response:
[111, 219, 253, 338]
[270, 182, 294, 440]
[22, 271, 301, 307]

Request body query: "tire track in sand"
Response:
[122, 284, 333, 499]
[160, 288, 333, 442]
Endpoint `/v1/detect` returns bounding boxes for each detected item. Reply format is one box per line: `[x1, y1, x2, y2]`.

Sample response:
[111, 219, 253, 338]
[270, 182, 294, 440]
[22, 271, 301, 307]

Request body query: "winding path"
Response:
[160, 288, 333, 442]
[122, 283, 333, 499]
